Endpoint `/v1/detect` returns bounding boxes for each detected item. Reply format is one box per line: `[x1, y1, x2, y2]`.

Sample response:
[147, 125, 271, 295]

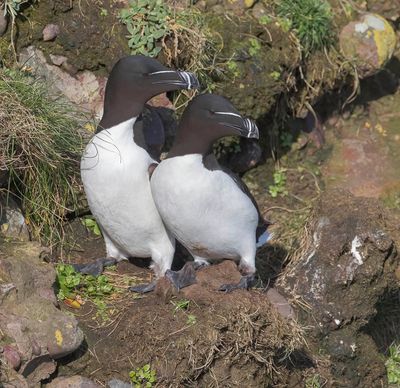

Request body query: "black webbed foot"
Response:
[218, 273, 256, 293]
[129, 281, 157, 294]
[72, 257, 118, 276]
[165, 262, 197, 291]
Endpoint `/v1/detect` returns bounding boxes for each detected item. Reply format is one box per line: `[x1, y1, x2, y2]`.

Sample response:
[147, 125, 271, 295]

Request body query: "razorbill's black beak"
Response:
[148, 70, 199, 90]
[214, 111, 260, 139]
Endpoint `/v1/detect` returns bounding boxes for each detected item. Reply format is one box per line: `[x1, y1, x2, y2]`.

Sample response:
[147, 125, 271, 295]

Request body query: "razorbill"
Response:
[79, 55, 199, 293]
[150, 94, 271, 292]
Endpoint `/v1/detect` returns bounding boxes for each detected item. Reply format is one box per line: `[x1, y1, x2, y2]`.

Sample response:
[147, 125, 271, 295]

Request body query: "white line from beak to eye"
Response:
[148, 70, 178, 75]
[180, 72, 191, 89]
[213, 111, 243, 118]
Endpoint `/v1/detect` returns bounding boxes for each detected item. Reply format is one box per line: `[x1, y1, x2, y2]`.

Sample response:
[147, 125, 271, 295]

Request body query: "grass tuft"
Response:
[277, 0, 334, 54]
[0, 69, 84, 246]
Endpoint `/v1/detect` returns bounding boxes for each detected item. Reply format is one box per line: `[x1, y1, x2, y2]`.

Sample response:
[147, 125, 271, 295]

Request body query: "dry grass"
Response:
[0, 69, 85, 246]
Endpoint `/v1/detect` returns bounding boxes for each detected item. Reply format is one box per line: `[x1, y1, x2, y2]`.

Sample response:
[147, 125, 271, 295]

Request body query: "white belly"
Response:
[150, 154, 258, 260]
[80, 120, 174, 259]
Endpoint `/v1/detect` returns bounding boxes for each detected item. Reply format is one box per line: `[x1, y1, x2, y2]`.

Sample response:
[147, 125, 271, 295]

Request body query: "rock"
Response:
[107, 379, 131, 388]
[339, 13, 397, 78]
[47, 375, 101, 388]
[277, 189, 399, 386]
[0, 194, 30, 241]
[50, 54, 68, 67]
[252, 3, 268, 20]
[0, 8, 8, 36]
[42, 24, 60, 41]
[0, 240, 84, 385]
[3, 344, 22, 370]
[19, 46, 107, 119]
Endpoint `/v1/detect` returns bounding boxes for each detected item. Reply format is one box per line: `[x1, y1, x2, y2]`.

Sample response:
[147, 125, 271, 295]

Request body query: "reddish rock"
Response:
[42, 24, 60, 41]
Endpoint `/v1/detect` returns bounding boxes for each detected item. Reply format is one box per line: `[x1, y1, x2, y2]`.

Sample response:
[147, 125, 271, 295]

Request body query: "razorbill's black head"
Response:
[168, 94, 259, 158]
[99, 55, 199, 130]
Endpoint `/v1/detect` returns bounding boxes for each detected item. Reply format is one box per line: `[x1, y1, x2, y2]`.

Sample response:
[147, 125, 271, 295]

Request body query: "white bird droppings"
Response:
[351, 236, 363, 265]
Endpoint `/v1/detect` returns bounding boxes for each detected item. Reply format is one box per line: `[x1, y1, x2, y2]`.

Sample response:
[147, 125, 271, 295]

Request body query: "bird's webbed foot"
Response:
[129, 281, 157, 294]
[165, 262, 197, 291]
[218, 273, 256, 293]
[72, 257, 118, 276]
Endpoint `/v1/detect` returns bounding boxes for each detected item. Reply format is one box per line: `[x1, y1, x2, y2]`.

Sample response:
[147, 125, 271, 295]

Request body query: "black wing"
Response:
[133, 105, 166, 162]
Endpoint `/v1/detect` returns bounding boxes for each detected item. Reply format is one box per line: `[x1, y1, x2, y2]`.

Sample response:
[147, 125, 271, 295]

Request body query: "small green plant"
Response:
[119, 0, 171, 57]
[269, 169, 288, 197]
[305, 374, 322, 388]
[187, 314, 197, 325]
[386, 343, 400, 385]
[259, 15, 272, 25]
[270, 70, 281, 81]
[277, 0, 334, 54]
[56, 264, 82, 300]
[172, 299, 190, 313]
[82, 217, 102, 236]
[99, 7, 108, 17]
[129, 364, 157, 388]
[56, 264, 114, 315]
[280, 131, 293, 148]
[248, 37, 262, 56]
[226, 60, 240, 78]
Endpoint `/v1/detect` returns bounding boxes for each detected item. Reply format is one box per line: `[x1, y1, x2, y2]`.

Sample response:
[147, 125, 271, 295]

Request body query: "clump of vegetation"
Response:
[0, 69, 84, 244]
[214, 136, 241, 159]
[56, 264, 114, 319]
[56, 264, 113, 301]
[82, 216, 102, 236]
[269, 168, 288, 197]
[305, 374, 323, 388]
[129, 364, 157, 388]
[386, 343, 400, 385]
[118, 0, 170, 57]
[277, 0, 334, 54]
[119, 1, 220, 95]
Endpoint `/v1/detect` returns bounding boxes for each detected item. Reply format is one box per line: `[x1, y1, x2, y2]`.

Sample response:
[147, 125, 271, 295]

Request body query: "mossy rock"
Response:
[207, 13, 300, 120]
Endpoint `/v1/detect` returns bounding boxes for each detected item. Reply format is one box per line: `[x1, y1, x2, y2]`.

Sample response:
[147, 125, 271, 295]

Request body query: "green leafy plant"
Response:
[56, 264, 114, 307]
[56, 264, 82, 300]
[259, 15, 272, 25]
[187, 314, 197, 325]
[269, 169, 288, 197]
[305, 374, 322, 388]
[248, 37, 262, 56]
[277, 0, 334, 54]
[82, 217, 102, 236]
[386, 343, 400, 385]
[171, 299, 190, 313]
[119, 0, 170, 57]
[99, 8, 108, 17]
[226, 60, 240, 78]
[270, 70, 281, 81]
[280, 131, 293, 148]
[129, 364, 157, 388]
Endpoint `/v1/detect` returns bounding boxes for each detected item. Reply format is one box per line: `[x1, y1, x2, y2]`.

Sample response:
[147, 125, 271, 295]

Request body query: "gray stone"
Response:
[0, 195, 30, 241]
[107, 379, 131, 388]
[47, 375, 101, 388]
